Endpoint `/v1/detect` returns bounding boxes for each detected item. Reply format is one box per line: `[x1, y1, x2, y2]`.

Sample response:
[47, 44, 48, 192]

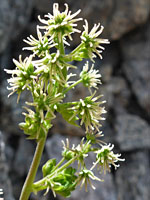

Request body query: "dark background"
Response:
[0, 0, 150, 200]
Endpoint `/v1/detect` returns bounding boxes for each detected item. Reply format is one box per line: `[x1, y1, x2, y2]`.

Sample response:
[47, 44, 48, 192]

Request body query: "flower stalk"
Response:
[5, 3, 124, 199]
[19, 136, 47, 200]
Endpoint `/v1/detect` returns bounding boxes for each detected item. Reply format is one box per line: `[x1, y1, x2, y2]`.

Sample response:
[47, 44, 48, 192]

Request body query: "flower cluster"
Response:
[80, 62, 101, 91]
[19, 106, 52, 140]
[38, 3, 82, 43]
[62, 138, 91, 168]
[68, 92, 106, 132]
[5, 3, 124, 200]
[92, 144, 125, 174]
[80, 20, 110, 61]
[5, 55, 35, 102]
[77, 169, 102, 191]
[23, 26, 56, 57]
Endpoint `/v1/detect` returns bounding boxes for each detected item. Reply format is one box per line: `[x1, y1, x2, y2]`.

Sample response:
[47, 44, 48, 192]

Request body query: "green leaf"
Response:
[57, 103, 79, 127]
[42, 158, 56, 177]
[52, 167, 77, 197]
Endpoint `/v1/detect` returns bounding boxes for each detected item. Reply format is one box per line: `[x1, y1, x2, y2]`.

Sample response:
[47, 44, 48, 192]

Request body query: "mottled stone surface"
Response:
[0, 0, 34, 53]
[0, 131, 15, 200]
[121, 22, 150, 60]
[116, 151, 150, 200]
[13, 137, 34, 177]
[121, 22, 150, 113]
[106, 0, 150, 39]
[123, 60, 150, 113]
[100, 76, 130, 112]
[0, 80, 32, 134]
[115, 114, 150, 151]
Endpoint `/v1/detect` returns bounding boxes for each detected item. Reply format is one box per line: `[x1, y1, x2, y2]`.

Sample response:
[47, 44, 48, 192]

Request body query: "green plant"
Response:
[5, 3, 124, 200]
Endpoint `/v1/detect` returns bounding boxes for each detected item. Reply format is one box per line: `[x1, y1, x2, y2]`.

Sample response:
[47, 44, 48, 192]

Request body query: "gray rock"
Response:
[46, 134, 65, 162]
[100, 77, 130, 112]
[0, 80, 32, 135]
[0, 0, 14, 53]
[120, 21, 150, 113]
[123, 60, 150, 113]
[120, 22, 150, 113]
[121, 22, 150, 61]
[100, 64, 113, 83]
[35, 0, 52, 13]
[13, 137, 34, 176]
[107, 0, 150, 39]
[116, 151, 150, 200]
[31, 192, 53, 200]
[0, 131, 15, 200]
[127, 60, 149, 110]
[11, 139, 48, 199]
[0, 0, 33, 53]
[115, 114, 150, 151]
[0, 44, 12, 81]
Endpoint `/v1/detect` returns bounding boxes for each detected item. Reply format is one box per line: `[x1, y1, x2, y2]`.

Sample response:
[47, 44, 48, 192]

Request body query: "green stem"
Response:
[58, 33, 65, 55]
[51, 157, 65, 173]
[19, 136, 47, 200]
[70, 43, 84, 55]
[63, 79, 82, 94]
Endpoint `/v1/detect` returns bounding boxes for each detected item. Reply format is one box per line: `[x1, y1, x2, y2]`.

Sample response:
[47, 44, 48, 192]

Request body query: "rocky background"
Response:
[0, 0, 150, 200]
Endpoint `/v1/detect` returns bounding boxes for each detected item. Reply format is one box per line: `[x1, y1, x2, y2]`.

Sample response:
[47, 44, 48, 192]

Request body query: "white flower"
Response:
[92, 143, 125, 174]
[68, 92, 106, 132]
[38, 3, 82, 42]
[80, 61, 101, 91]
[23, 26, 56, 57]
[81, 20, 110, 61]
[77, 169, 102, 191]
[4, 55, 35, 102]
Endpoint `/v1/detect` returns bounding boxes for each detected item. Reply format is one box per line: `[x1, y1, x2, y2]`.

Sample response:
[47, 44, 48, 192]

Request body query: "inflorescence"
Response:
[5, 3, 124, 199]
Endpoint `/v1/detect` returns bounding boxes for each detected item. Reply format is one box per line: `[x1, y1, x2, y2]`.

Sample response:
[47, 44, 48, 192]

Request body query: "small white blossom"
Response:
[38, 3, 82, 42]
[68, 92, 106, 132]
[4, 55, 35, 102]
[80, 61, 101, 91]
[76, 169, 102, 191]
[81, 20, 110, 61]
[92, 143, 125, 174]
[23, 26, 56, 57]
